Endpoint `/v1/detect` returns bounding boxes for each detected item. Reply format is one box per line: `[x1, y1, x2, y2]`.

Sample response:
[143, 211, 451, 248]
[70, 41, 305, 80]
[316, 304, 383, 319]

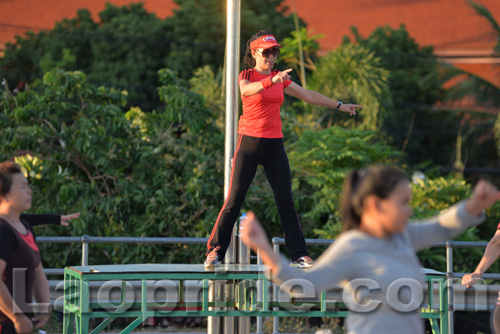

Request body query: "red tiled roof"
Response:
[280, 0, 500, 85]
[0, 0, 499, 84]
[282, 0, 499, 52]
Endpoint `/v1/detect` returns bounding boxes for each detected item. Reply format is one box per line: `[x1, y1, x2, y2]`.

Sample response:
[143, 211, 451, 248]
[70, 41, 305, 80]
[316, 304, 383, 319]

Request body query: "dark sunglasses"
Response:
[255, 47, 280, 58]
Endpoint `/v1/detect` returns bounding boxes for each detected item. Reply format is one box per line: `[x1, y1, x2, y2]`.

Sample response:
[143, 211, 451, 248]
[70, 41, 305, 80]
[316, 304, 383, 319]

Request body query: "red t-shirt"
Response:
[238, 69, 292, 138]
[497, 222, 500, 230]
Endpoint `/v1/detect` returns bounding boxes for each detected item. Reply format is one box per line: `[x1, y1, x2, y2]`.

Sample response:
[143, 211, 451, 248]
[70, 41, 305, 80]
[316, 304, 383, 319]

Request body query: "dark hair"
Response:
[243, 30, 274, 69]
[341, 165, 409, 232]
[0, 161, 22, 201]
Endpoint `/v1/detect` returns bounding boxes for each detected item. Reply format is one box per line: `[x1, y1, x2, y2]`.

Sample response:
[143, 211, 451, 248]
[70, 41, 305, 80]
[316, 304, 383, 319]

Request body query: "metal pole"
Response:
[208, 280, 222, 334]
[256, 249, 264, 334]
[446, 240, 454, 334]
[238, 215, 250, 334]
[224, 0, 239, 195]
[272, 239, 280, 334]
[224, 226, 236, 334]
[81, 235, 89, 266]
[223, 0, 240, 267]
[209, 1, 240, 334]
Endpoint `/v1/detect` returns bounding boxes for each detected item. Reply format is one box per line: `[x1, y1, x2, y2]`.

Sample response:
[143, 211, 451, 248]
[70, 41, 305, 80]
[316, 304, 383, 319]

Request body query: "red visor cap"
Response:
[250, 35, 282, 50]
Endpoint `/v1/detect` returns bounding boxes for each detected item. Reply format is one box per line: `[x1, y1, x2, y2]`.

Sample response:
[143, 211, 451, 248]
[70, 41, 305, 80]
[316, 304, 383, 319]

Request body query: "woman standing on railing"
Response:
[0, 162, 52, 334]
[205, 29, 362, 268]
[462, 225, 500, 333]
[240, 165, 499, 334]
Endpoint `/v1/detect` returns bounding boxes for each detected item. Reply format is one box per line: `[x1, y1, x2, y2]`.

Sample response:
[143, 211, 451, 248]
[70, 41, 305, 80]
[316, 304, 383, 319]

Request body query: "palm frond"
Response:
[467, 0, 500, 54]
[440, 61, 500, 108]
[467, 0, 500, 34]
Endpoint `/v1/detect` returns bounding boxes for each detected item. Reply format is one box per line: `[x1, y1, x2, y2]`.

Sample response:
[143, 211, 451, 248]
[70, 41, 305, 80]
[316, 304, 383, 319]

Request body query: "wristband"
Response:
[336, 101, 343, 110]
[262, 77, 274, 89]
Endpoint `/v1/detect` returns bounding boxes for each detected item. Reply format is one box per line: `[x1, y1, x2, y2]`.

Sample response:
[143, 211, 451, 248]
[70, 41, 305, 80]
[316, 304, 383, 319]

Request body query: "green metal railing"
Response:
[62, 264, 449, 334]
[37, 235, 497, 334]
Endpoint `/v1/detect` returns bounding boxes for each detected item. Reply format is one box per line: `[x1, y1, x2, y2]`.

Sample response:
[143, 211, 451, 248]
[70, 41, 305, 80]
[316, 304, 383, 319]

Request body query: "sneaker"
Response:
[204, 246, 221, 268]
[290, 256, 315, 268]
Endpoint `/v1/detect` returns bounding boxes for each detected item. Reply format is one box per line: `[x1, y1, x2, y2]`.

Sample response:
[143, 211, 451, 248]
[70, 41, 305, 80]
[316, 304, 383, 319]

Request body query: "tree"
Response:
[279, 27, 323, 83]
[440, 1, 500, 182]
[411, 175, 500, 275]
[189, 65, 225, 129]
[287, 126, 400, 240]
[164, 0, 304, 78]
[0, 68, 224, 267]
[343, 25, 446, 167]
[1, 1, 305, 109]
[0, 9, 97, 91]
[0, 4, 169, 110]
[306, 43, 391, 131]
[87, 3, 170, 110]
[295, 128, 500, 274]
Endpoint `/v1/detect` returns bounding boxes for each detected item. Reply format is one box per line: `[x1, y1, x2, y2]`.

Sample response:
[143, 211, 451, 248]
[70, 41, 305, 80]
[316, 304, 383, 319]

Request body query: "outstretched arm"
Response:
[462, 230, 500, 287]
[21, 212, 80, 227]
[284, 82, 362, 115]
[21, 214, 60, 227]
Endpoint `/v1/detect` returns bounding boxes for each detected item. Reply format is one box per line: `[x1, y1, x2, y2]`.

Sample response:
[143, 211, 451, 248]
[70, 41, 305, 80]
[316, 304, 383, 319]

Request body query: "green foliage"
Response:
[411, 176, 470, 218]
[305, 151, 500, 275]
[157, 68, 217, 134]
[411, 176, 500, 274]
[0, 4, 167, 110]
[0, 68, 224, 267]
[345, 25, 440, 107]
[307, 43, 391, 130]
[1, 1, 305, 109]
[40, 49, 77, 74]
[441, 62, 500, 108]
[467, 0, 500, 56]
[151, 0, 301, 79]
[163, 0, 226, 79]
[279, 27, 323, 82]
[288, 126, 400, 240]
[189, 65, 225, 129]
[88, 3, 169, 110]
[495, 116, 500, 159]
[343, 25, 444, 166]
[0, 9, 98, 90]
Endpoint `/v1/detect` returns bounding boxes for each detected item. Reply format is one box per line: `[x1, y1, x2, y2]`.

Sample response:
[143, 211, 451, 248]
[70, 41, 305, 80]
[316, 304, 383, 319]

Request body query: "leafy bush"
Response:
[0, 68, 224, 267]
[307, 43, 391, 131]
[288, 126, 401, 241]
[411, 176, 500, 274]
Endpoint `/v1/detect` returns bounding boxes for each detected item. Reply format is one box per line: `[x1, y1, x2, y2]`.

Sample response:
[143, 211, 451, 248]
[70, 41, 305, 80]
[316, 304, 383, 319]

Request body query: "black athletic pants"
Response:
[0, 324, 15, 334]
[207, 135, 309, 261]
[0, 317, 32, 334]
